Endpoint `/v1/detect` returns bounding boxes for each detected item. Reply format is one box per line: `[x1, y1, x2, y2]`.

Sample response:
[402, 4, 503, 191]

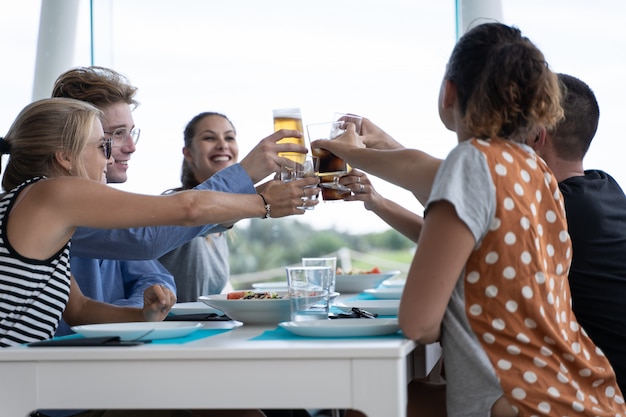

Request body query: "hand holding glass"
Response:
[280, 155, 319, 210]
[306, 121, 351, 192]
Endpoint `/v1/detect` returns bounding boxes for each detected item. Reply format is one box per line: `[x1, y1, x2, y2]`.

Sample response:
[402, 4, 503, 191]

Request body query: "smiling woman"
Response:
[1, 0, 625, 235]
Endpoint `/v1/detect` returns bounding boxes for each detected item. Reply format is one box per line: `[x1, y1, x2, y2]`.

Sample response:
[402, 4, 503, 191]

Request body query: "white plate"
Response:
[169, 302, 223, 316]
[334, 270, 401, 293]
[71, 322, 204, 341]
[335, 300, 400, 316]
[381, 278, 406, 288]
[363, 287, 404, 299]
[200, 292, 326, 325]
[252, 281, 288, 291]
[279, 319, 400, 337]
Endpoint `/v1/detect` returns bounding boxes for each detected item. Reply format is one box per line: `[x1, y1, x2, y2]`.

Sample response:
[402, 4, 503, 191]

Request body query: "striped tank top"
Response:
[0, 177, 71, 347]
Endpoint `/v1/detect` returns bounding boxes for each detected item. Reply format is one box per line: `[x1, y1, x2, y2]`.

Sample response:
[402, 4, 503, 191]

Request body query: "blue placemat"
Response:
[32, 328, 231, 346]
[251, 325, 405, 341]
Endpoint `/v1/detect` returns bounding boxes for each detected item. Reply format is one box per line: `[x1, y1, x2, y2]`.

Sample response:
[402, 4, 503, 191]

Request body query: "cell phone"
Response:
[27, 336, 146, 347]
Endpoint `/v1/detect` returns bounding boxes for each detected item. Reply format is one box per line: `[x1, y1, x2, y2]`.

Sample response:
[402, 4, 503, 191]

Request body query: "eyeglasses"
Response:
[104, 127, 141, 146]
[99, 137, 113, 159]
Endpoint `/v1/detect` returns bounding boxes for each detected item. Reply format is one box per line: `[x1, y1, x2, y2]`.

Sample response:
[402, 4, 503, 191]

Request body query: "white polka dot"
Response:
[546, 291, 554, 305]
[520, 252, 531, 264]
[483, 333, 495, 344]
[556, 263, 564, 274]
[543, 336, 556, 344]
[490, 217, 501, 231]
[548, 387, 560, 397]
[557, 372, 569, 383]
[563, 353, 575, 362]
[514, 183, 524, 196]
[492, 318, 505, 330]
[546, 244, 554, 256]
[549, 278, 555, 290]
[525, 318, 537, 329]
[589, 394, 598, 404]
[495, 163, 507, 176]
[579, 368, 592, 377]
[615, 395, 624, 405]
[526, 158, 537, 169]
[576, 390, 585, 402]
[535, 272, 546, 284]
[530, 203, 537, 216]
[570, 321, 579, 332]
[535, 189, 542, 201]
[559, 230, 569, 242]
[559, 363, 568, 373]
[522, 286, 533, 298]
[533, 357, 547, 367]
[485, 252, 499, 264]
[507, 345, 521, 355]
[540, 346, 553, 356]
[544, 171, 553, 183]
[497, 359, 512, 370]
[520, 217, 530, 230]
[592, 379, 605, 388]
[520, 169, 530, 182]
[504, 197, 515, 210]
[572, 401, 584, 412]
[504, 232, 516, 245]
[506, 300, 518, 312]
[503, 267, 516, 280]
[523, 371, 537, 383]
[517, 333, 530, 344]
[546, 210, 557, 223]
[538, 402, 551, 413]
[485, 285, 498, 297]
[511, 387, 526, 399]
[605, 385, 616, 398]
[537, 224, 544, 237]
[468, 304, 482, 316]
[466, 271, 480, 283]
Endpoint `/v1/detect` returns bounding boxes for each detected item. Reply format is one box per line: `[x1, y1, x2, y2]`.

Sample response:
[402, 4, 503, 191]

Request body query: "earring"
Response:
[67, 167, 72, 175]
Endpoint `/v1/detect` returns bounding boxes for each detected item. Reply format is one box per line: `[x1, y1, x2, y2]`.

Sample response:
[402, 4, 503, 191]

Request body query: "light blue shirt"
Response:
[45, 164, 255, 417]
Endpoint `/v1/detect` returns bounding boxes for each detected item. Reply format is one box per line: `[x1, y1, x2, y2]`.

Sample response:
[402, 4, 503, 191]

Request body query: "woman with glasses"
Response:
[0, 97, 318, 350]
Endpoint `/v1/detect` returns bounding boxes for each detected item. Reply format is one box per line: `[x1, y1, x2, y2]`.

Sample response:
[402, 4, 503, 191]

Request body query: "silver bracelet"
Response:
[258, 193, 271, 219]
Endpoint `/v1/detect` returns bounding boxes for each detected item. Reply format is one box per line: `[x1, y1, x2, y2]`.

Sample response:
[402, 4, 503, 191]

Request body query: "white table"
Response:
[0, 323, 441, 417]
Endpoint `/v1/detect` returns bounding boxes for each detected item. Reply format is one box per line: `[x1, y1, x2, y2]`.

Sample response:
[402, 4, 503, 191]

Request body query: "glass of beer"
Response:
[273, 108, 305, 163]
[306, 121, 351, 192]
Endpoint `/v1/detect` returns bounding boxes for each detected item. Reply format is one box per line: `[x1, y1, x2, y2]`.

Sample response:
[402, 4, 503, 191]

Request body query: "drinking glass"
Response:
[302, 257, 337, 293]
[273, 108, 304, 163]
[333, 112, 363, 134]
[286, 266, 332, 321]
[280, 155, 319, 210]
[306, 121, 351, 192]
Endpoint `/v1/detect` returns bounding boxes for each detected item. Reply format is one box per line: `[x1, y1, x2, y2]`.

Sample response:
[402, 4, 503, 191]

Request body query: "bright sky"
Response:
[1, 0, 625, 235]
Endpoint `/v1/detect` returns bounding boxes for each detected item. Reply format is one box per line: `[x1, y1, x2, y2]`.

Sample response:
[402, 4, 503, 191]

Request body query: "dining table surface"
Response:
[0, 289, 442, 417]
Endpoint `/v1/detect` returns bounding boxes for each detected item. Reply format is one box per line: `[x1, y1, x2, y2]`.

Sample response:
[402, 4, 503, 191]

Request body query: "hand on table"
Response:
[142, 284, 177, 321]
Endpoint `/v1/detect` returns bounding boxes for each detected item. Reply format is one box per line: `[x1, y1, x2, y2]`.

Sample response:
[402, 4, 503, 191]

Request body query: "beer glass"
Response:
[273, 108, 304, 163]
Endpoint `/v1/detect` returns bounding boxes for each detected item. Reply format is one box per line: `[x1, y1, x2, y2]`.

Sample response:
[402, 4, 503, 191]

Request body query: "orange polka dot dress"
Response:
[448, 138, 625, 415]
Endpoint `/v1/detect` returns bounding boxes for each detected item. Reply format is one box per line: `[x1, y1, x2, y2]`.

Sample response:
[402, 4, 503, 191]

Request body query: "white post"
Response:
[32, 0, 80, 100]
[456, 0, 503, 38]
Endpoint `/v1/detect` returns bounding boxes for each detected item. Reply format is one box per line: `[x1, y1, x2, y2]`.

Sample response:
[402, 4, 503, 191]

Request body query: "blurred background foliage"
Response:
[227, 218, 416, 288]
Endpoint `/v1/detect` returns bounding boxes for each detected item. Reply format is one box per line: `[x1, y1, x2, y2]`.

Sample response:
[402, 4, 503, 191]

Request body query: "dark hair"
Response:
[445, 22, 563, 141]
[550, 74, 600, 160]
[178, 112, 235, 190]
[51, 66, 139, 110]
